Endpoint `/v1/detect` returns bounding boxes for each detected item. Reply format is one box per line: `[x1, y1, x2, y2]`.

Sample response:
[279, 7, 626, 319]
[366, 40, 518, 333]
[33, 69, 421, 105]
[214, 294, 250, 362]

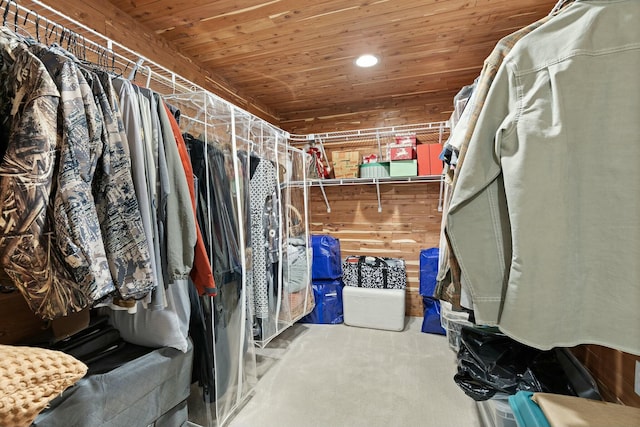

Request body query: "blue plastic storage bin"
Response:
[508, 391, 550, 427]
[299, 280, 344, 324]
[419, 248, 439, 297]
[311, 235, 342, 280]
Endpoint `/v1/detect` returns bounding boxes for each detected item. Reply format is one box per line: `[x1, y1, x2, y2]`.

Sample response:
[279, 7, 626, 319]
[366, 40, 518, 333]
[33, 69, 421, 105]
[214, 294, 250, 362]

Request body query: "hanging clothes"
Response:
[156, 95, 196, 287]
[249, 157, 279, 323]
[435, 10, 558, 310]
[81, 67, 154, 300]
[446, 0, 640, 355]
[163, 103, 215, 296]
[0, 28, 89, 320]
[28, 43, 116, 303]
[185, 134, 244, 401]
[137, 86, 168, 310]
[186, 136, 241, 283]
[109, 77, 160, 297]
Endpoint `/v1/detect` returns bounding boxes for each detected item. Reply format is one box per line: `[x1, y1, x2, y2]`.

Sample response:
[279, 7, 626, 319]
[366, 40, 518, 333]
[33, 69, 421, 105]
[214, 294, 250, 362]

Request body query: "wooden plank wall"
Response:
[572, 346, 640, 408]
[281, 91, 457, 135]
[308, 183, 443, 318]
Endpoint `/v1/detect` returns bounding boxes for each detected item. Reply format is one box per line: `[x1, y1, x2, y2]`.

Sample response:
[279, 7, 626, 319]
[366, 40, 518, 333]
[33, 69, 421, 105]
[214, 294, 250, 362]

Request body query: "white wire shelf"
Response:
[287, 175, 443, 187]
[285, 175, 444, 213]
[287, 121, 449, 143]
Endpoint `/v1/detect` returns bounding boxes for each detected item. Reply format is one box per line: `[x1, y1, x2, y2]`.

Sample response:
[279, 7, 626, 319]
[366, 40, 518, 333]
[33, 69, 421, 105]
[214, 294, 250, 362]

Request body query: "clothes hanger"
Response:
[43, 20, 51, 44]
[20, 7, 28, 29]
[550, 0, 574, 15]
[45, 23, 57, 46]
[78, 34, 86, 61]
[67, 32, 76, 55]
[110, 48, 117, 76]
[34, 13, 41, 42]
[48, 23, 58, 46]
[98, 46, 105, 68]
[14, 6, 34, 39]
[145, 65, 152, 88]
[12, 2, 18, 33]
[2, 0, 12, 28]
[58, 27, 66, 46]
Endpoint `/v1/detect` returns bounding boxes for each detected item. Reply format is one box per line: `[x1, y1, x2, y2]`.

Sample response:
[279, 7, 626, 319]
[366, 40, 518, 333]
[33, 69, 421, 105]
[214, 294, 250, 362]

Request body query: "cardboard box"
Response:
[390, 135, 417, 160]
[395, 135, 417, 145]
[362, 154, 379, 164]
[417, 144, 431, 176]
[331, 151, 360, 178]
[389, 159, 417, 177]
[417, 144, 443, 175]
[428, 143, 443, 175]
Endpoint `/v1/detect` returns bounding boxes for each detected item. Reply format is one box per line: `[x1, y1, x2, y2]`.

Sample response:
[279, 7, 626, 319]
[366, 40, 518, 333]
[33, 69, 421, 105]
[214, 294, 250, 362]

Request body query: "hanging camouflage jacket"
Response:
[81, 68, 155, 300]
[30, 45, 116, 303]
[0, 28, 90, 319]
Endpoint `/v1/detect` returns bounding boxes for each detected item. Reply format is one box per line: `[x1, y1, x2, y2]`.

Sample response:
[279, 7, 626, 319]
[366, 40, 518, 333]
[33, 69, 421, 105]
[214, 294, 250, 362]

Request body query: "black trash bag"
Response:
[454, 326, 577, 401]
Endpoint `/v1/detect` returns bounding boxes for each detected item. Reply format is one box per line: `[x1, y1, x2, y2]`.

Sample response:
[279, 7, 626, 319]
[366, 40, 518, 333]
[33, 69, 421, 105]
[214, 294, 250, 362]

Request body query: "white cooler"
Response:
[343, 286, 405, 331]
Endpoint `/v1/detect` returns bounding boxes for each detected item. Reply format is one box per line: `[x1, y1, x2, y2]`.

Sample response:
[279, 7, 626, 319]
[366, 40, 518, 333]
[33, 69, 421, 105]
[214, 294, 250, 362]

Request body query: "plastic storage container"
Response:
[359, 162, 390, 178]
[389, 159, 418, 177]
[508, 391, 551, 427]
[343, 286, 405, 331]
[440, 300, 473, 352]
[494, 398, 518, 427]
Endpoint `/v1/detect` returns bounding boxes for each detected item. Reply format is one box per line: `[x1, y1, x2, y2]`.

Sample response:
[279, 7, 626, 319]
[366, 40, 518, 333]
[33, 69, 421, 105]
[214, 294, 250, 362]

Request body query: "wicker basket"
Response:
[281, 287, 315, 322]
[287, 203, 305, 237]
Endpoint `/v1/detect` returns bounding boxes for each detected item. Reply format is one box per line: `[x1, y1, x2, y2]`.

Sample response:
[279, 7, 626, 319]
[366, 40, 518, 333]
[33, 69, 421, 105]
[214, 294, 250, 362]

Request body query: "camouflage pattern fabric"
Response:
[81, 68, 155, 300]
[0, 28, 90, 319]
[30, 45, 116, 303]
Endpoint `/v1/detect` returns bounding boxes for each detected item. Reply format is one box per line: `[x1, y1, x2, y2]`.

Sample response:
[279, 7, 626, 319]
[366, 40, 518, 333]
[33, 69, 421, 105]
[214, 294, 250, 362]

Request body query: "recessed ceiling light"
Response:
[355, 54, 379, 68]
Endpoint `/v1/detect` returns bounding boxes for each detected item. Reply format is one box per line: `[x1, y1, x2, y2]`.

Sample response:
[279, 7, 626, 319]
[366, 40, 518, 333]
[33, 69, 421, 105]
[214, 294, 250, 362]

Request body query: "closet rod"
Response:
[1, 0, 190, 97]
[28, 0, 284, 135]
[7, 0, 447, 153]
[28, 0, 170, 86]
[164, 91, 285, 140]
[179, 112, 303, 155]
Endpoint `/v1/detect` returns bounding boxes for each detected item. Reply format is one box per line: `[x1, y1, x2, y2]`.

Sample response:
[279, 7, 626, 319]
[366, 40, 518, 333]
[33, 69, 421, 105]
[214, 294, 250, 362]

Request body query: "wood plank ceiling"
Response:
[43, 0, 559, 133]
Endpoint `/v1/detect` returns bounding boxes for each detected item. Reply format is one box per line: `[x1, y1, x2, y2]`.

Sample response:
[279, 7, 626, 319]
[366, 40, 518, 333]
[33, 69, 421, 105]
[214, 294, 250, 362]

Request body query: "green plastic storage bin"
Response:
[389, 159, 417, 177]
[359, 162, 390, 178]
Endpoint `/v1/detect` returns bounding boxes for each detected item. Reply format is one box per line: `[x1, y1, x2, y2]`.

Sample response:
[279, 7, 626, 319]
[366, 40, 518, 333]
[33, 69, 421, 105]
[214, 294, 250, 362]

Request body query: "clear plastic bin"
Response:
[494, 397, 518, 427]
[439, 300, 472, 352]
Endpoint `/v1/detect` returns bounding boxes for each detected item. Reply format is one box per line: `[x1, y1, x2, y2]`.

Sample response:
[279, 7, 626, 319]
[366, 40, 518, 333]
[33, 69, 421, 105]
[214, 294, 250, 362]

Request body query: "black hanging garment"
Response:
[184, 134, 248, 403]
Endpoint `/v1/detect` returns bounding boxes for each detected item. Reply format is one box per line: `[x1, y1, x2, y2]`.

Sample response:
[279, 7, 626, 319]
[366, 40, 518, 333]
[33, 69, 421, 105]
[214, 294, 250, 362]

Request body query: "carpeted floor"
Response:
[221, 317, 480, 427]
